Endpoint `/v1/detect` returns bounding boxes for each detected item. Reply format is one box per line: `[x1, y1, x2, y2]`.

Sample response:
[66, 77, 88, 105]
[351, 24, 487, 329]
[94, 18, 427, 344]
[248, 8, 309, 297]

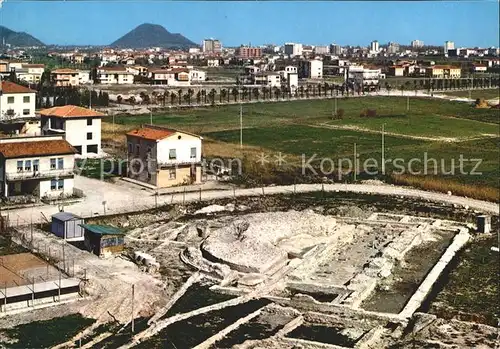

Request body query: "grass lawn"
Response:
[429, 234, 499, 326]
[442, 89, 499, 100]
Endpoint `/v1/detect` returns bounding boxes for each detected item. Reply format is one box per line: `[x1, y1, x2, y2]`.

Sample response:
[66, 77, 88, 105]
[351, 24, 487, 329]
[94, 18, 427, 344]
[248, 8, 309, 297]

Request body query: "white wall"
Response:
[64, 118, 102, 156]
[0, 92, 36, 120]
[39, 178, 74, 199]
[156, 133, 202, 165]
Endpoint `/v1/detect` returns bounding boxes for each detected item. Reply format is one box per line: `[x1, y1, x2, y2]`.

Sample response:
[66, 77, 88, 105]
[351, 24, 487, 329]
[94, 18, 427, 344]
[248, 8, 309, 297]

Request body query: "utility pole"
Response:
[131, 284, 135, 333]
[239, 104, 243, 149]
[381, 124, 385, 175]
[353, 143, 357, 182]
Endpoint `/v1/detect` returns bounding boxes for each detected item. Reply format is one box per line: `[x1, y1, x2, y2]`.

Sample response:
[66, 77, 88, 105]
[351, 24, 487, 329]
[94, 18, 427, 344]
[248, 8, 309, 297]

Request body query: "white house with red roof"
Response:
[0, 81, 37, 120]
[40, 105, 104, 157]
[0, 135, 76, 200]
[97, 66, 133, 84]
[126, 125, 202, 188]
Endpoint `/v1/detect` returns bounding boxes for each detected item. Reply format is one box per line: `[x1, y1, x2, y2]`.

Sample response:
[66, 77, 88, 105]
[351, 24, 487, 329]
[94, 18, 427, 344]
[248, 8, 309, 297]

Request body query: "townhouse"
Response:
[40, 105, 104, 157]
[0, 135, 76, 200]
[0, 81, 37, 120]
[126, 125, 203, 188]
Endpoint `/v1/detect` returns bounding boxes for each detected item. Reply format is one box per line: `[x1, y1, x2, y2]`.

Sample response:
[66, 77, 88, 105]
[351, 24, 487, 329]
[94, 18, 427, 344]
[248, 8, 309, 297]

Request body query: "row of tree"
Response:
[36, 88, 110, 109]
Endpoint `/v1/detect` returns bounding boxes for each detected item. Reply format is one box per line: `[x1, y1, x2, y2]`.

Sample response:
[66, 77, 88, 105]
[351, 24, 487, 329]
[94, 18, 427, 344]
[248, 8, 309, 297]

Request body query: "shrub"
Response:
[367, 109, 377, 117]
[337, 108, 345, 119]
[359, 109, 367, 117]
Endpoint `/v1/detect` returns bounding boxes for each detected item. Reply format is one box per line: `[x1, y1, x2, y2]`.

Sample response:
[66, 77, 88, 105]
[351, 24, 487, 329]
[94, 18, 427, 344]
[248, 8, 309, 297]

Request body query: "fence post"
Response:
[199, 188, 202, 202]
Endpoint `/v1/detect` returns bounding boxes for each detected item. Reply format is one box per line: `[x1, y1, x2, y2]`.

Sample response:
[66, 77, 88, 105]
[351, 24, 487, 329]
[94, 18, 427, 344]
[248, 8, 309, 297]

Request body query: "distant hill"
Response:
[0, 26, 45, 47]
[110, 23, 197, 49]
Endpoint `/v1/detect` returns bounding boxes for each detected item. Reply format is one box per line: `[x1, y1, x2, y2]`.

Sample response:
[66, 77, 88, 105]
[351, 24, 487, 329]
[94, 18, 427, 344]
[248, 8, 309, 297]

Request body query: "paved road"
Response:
[5, 176, 498, 226]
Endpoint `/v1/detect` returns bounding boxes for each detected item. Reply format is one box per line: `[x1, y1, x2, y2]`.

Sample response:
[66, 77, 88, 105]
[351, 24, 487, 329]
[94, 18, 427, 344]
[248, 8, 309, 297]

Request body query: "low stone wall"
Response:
[399, 229, 470, 318]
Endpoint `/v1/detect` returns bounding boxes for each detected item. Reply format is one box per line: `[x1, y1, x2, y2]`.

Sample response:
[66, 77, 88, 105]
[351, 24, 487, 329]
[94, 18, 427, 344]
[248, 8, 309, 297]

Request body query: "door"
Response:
[190, 166, 196, 184]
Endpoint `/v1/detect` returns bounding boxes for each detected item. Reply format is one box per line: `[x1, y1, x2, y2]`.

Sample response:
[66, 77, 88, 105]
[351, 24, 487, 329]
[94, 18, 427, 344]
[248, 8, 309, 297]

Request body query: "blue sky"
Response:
[1, 1, 499, 47]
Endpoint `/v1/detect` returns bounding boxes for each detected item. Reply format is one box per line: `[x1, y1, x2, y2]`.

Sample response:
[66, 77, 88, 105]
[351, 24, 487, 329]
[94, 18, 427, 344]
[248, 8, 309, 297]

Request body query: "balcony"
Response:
[6, 168, 74, 181]
[157, 158, 201, 167]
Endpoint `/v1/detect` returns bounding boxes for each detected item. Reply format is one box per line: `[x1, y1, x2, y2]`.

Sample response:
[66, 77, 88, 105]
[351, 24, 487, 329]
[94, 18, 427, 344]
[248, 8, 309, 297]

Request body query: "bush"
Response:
[359, 109, 367, 117]
[337, 108, 345, 119]
[367, 109, 377, 117]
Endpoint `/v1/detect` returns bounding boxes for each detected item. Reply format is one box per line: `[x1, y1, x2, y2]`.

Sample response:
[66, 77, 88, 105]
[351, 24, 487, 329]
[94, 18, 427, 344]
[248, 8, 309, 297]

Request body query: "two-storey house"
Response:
[40, 105, 104, 157]
[51, 68, 80, 86]
[126, 125, 202, 188]
[0, 81, 37, 120]
[0, 136, 76, 200]
[97, 66, 133, 84]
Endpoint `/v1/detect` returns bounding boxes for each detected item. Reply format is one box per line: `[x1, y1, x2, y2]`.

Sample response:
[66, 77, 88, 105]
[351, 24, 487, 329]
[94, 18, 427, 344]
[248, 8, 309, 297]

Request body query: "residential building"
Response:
[40, 105, 104, 156]
[370, 40, 380, 54]
[0, 81, 37, 120]
[190, 69, 206, 83]
[314, 46, 329, 55]
[189, 47, 201, 54]
[283, 72, 298, 94]
[149, 68, 191, 86]
[236, 46, 263, 59]
[0, 135, 76, 200]
[425, 65, 461, 79]
[299, 59, 323, 79]
[253, 72, 282, 87]
[472, 64, 487, 73]
[387, 42, 400, 55]
[202, 39, 222, 53]
[302, 45, 314, 56]
[78, 70, 91, 85]
[16, 64, 44, 84]
[411, 40, 424, 49]
[329, 44, 342, 56]
[97, 66, 133, 84]
[207, 58, 221, 67]
[126, 125, 203, 188]
[444, 41, 455, 55]
[388, 65, 405, 77]
[126, 65, 148, 76]
[51, 69, 80, 87]
[348, 65, 382, 90]
[284, 43, 303, 57]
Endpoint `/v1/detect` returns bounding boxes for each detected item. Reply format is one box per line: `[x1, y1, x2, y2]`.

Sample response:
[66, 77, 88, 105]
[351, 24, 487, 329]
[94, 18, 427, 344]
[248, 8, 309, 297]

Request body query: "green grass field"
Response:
[105, 96, 499, 194]
[442, 89, 499, 100]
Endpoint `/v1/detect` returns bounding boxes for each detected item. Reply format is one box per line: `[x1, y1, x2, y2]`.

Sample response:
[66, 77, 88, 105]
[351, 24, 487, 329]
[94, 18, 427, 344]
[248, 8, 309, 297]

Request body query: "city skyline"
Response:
[1, 1, 499, 48]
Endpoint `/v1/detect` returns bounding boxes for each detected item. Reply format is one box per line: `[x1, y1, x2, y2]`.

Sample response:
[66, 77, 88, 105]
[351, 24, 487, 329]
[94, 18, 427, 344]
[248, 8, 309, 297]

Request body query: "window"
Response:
[190, 147, 196, 159]
[50, 179, 57, 190]
[87, 145, 98, 154]
[57, 179, 64, 190]
[23, 96, 30, 103]
[50, 158, 56, 169]
[33, 159, 39, 172]
[17, 160, 23, 172]
[169, 149, 176, 160]
[86, 132, 92, 140]
[57, 157, 64, 169]
[128, 143, 133, 153]
[7, 96, 14, 104]
[169, 168, 176, 179]
[23, 109, 30, 115]
[24, 160, 31, 171]
[87, 118, 93, 126]
[135, 144, 140, 155]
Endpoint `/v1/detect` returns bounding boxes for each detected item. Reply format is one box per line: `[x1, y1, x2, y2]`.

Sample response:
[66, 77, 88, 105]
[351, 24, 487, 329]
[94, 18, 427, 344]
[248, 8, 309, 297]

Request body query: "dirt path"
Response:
[6, 178, 498, 226]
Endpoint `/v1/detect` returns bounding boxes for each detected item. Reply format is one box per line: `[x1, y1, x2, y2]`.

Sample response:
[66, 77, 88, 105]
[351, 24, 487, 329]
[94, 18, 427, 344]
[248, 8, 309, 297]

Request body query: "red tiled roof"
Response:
[39, 105, 105, 118]
[52, 68, 78, 74]
[126, 127, 176, 141]
[0, 139, 76, 159]
[23, 64, 45, 68]
[99, 66, 128, 72]
[0, 81, 36, 94]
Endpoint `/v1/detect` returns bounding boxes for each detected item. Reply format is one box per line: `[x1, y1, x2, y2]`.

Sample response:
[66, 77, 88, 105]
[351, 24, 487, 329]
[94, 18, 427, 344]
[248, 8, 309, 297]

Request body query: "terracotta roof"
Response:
[52, 68, 78, 74]
[0, 139, 76, 159]
[430, 65, 460, 69]
[99, 66, 128, 72]
[0, 81, 36, 94]
[23, 64, 45, 68]
[126, 127, 176, 141]
[39, 105, 105, 118]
